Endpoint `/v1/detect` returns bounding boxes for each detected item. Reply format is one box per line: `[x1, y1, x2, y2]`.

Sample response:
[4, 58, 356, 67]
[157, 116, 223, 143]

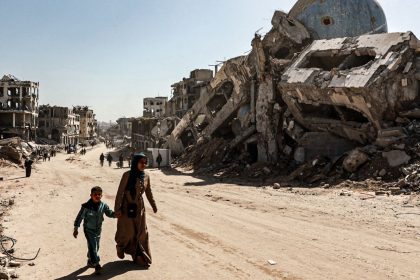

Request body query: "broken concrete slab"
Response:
[375, 127, 407, 147]
[382, 150, 411, 167]
[280, 32, 419, 144]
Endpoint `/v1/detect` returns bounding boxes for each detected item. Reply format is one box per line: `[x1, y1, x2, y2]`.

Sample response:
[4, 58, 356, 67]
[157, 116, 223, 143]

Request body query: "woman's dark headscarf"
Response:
[126, 153, 147, 198]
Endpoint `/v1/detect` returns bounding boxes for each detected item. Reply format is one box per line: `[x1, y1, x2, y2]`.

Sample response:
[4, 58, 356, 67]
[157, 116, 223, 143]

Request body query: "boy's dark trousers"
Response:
[84, 228, 101, 265]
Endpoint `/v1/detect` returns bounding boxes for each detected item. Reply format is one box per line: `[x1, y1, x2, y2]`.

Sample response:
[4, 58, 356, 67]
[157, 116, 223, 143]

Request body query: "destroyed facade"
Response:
[166, 69, 213, 118]
[116, 117, 135, 137]
[38, 105, 80, 145]
[0, 75, 39, 141]
[143, 97, 167, 118]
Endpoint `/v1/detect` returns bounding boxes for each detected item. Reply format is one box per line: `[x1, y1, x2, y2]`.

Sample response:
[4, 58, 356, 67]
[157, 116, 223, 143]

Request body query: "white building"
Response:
[143, 97, 167, 118]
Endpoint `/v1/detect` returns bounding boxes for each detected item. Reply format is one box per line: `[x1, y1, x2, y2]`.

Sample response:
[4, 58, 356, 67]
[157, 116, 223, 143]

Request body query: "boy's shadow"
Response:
[54, 260, 148, 280]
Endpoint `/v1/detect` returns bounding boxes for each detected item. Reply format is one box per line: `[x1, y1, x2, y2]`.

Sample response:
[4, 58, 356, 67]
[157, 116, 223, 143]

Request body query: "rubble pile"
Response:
[168, 3, 420, 194]
[0, 138, 34, 168]
[174, 138, 229, 170]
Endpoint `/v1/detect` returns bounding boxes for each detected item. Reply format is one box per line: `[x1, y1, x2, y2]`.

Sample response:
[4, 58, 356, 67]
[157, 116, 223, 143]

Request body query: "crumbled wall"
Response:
[280, 32, 419, 144]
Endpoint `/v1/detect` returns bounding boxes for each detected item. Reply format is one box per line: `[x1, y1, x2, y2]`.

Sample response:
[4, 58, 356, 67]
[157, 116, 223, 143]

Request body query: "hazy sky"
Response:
[1, 0, 419, 121]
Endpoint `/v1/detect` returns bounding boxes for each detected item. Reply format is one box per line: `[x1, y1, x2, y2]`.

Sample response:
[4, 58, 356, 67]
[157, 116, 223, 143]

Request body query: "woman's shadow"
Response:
[54, 260, 149, 280]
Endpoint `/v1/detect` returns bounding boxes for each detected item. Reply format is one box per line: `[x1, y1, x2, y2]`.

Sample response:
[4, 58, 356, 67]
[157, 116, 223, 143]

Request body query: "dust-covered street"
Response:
[0, 144, 419, 280]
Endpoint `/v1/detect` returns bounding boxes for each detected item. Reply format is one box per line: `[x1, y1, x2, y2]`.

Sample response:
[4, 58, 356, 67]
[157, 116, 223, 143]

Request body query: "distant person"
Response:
[114, 153, 157, 266]
[73, 186, 117, 275]
[24, 157, 33, 177]
[99, 153, 105, 167]
[43, 152, 48, 162]
[156, 153, 162, 169]
[118, 154, 124, 169]
[107, 154, 113, 167]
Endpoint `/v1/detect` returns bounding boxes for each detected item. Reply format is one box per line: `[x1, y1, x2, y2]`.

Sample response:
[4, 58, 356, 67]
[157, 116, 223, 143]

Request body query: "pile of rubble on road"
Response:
[0, 138, 34, 168]
[0, 137, 62, 168]
[173, 121, 420, 194]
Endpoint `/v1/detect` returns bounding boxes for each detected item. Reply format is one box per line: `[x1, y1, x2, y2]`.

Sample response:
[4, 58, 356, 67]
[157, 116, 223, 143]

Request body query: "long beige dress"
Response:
[114, 171, 157, 264]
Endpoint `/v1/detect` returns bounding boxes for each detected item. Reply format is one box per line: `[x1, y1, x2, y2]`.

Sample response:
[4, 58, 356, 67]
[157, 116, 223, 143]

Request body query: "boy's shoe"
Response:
[95, 264, 102, 275]
[86, 260, 95, 268]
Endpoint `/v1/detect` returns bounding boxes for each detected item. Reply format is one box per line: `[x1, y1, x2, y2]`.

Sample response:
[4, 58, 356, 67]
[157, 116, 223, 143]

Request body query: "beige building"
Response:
[74, 106, 97, 141]
[38, 105, 80, 145]
[116, 117, 135, 137]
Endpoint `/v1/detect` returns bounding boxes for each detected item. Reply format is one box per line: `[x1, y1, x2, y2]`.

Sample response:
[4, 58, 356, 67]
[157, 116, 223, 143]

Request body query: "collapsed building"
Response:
[38, 105, 80, 145]
[0, 75, 39, 141]
[165, 0, 420, 181]
[281, 32, 420, 160]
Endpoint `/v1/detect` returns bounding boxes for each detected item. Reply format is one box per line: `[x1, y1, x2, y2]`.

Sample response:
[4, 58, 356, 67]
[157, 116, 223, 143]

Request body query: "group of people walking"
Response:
[99, 153, 114, 167]
[74, 153, 157, 274]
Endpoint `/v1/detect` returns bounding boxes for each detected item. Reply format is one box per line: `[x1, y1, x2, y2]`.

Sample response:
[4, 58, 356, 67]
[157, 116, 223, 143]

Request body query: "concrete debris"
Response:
[343, 149, 369, 172]
[0, 267, 9, 280]
[280, 32, 418, 144]
[379, 169, 387, 177]
[0, 146, 21, 165]
[7, 262, 20, 268]
[382, 150, 411, 167]
[297, 132, 356, 161]
[375, 128, 407, 148]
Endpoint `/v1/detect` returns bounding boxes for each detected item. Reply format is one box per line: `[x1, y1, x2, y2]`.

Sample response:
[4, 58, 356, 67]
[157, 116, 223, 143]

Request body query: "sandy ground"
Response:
[0, 143, 420, 280]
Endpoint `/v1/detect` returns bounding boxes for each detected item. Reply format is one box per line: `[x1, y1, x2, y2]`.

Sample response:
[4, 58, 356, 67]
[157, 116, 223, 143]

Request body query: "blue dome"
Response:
[289, 0, 388, 39]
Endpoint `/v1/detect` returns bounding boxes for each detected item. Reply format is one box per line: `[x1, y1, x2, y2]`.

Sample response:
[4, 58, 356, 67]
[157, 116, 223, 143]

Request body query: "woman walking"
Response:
[114, 153, 157, 266]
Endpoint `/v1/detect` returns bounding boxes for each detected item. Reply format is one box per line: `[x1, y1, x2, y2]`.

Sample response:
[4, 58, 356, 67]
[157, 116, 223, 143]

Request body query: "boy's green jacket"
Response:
[74, 199, 115, 231]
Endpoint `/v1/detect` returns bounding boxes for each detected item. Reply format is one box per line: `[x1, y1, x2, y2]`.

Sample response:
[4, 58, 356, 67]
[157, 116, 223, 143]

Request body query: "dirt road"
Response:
[1, 144, 419, 279]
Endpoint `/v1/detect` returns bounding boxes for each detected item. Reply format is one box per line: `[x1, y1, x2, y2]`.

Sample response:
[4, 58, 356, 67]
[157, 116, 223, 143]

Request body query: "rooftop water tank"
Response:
[289, 0, 388, 39]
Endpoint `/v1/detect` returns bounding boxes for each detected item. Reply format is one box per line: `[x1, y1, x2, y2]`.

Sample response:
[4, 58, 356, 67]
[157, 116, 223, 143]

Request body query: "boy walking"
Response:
[73, 186, 116, 274]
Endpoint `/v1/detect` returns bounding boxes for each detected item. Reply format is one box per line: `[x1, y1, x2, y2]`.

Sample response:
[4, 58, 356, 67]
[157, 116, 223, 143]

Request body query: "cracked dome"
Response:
[289, 0, 388, 39]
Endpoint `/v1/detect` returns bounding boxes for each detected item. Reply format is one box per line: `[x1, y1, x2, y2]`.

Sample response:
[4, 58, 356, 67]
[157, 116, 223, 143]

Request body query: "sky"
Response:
[1, 0, 419, 122]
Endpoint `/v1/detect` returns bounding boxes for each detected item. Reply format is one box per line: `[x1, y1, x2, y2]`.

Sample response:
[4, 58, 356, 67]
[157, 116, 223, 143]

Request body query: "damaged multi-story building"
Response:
[131, 116, 180, 151]
[143, 97, 168, 118]
[116, 117, 135, 138]
[165, 0, 420, 168]
[166, 69, 213, 118]
[0, 74, 39, 141]
[73, 106, 97, 142]
[38, 105, 80, 145]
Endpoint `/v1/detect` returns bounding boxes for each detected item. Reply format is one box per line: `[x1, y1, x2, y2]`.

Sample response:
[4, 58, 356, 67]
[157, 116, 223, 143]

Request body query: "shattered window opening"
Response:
[274, 47, 290, 59]
[194, 114, 209, 132]
[180, 129, 195, 147]
[339, 54, 375, 70]
[206, 95, 228, 117]
[298, 102, 369, 123]
[334, 105, 369, 123]
[299, 102, 341, 120]
[300, 52, 375, 71]
[247, 143, 258, 164]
